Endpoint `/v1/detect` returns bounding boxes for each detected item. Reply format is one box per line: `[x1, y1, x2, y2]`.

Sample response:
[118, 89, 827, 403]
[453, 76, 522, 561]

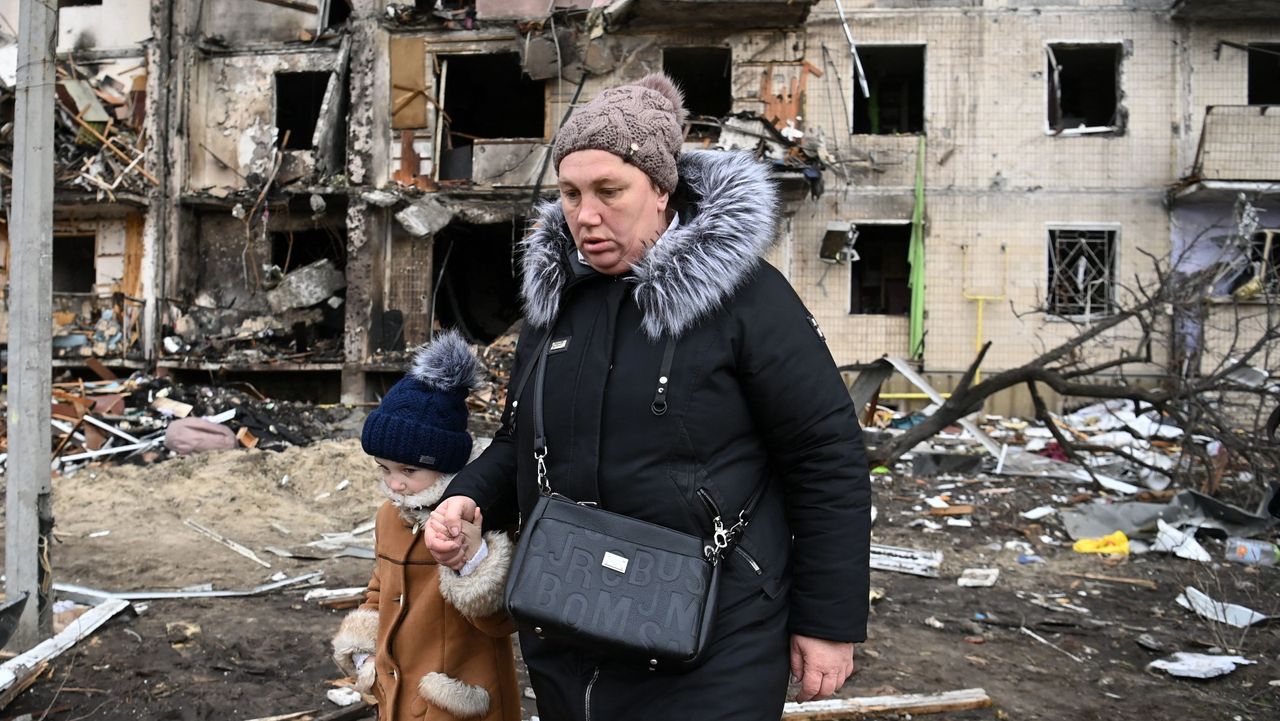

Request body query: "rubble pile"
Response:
[467, 327, 519, 436]
[161, 259, 347, 365]
[0, 372, 353, 474]
[0, 59, 151, 199]
[51, 294, 145, 361]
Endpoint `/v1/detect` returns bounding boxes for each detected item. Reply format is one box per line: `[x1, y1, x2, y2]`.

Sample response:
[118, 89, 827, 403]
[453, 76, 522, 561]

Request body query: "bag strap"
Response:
[500, 325, 555, 431]
[531, 331, 768, 565]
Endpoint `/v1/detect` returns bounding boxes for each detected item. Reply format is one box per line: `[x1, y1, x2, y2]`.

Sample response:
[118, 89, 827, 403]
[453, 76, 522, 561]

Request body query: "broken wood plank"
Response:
[0, 599, 131, 709]
[782, 688, 991, 719]
[67, 113, 158, 184]
[84, 358, 117, 381]
[304, 587, 366, 608]
[151, 396, 193, 418]
[250, 0, 319, 13]
[235, 711, 314, 721]
[1057, 572, 1158, 590]
[928, 504, 975, 516]
[184, 519, 272, 568]
[869, 543, 942, 578]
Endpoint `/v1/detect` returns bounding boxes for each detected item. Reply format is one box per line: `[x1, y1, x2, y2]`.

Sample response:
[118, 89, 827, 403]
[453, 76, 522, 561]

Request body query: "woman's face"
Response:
[558, 149, 670, 276]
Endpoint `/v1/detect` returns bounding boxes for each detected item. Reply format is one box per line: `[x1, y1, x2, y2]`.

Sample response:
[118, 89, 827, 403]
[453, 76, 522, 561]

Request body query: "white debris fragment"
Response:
[1151, 519, 1211, 563]
[1148, 652, 1255, 679]
[957, 568, 1000, 588]
[327, 687, 363, 706]
[1021, 506, 1056, 521]
[1176, 586, 1270, 628]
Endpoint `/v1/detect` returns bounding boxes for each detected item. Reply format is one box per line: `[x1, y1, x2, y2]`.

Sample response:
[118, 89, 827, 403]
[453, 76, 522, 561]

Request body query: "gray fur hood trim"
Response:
[520, 150, 779, 339]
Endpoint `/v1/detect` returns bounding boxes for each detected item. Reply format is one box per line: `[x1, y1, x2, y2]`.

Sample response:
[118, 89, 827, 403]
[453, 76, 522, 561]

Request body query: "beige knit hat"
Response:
[552, 73, 686, 193]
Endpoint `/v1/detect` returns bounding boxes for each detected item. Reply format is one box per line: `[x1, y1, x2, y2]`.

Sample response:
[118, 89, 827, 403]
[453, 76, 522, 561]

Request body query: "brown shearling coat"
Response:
[333, 501, 520, 721]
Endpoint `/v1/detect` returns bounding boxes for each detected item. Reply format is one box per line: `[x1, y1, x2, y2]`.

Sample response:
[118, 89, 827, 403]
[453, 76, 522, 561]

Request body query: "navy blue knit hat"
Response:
[361, 330, 478, 473]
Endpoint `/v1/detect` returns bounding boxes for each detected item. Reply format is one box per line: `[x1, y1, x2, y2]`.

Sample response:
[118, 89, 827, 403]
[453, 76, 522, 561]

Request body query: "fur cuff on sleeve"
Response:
[354, 657, 377, 693]
[436, 530, 513, 619]
[419, 672, 490, 719]
[332, 608, 379, 673]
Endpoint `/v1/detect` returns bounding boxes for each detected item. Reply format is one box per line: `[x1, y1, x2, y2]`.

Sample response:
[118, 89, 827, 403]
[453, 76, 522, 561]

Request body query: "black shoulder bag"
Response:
[503, 333, 765, 671]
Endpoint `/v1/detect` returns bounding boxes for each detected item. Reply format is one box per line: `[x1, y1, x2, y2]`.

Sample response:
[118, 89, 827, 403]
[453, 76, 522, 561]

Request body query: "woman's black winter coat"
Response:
[447, 150, 872, 721]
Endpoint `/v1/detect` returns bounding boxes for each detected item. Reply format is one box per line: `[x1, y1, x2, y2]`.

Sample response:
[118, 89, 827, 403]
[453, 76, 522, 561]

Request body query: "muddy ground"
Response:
[1, 433, 1277, 720]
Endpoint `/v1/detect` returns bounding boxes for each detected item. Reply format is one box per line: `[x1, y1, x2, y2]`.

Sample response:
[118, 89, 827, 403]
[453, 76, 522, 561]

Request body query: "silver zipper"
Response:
[735, 546, 762, 575]
[584, 666, 600, 721]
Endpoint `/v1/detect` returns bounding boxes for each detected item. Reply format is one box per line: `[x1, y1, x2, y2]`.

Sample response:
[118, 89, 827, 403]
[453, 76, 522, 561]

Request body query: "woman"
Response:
[429, 74, 871, 721]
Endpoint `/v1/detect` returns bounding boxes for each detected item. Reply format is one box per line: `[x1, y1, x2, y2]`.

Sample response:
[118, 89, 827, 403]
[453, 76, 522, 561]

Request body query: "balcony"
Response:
[602, 0, 817, 30]
[1173, 1, 1280, 21]
[1188, 105, 1280, 189]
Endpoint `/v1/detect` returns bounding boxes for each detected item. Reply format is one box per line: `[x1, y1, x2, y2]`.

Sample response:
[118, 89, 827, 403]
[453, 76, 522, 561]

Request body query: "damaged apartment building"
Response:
[1, 0, 1277, 409]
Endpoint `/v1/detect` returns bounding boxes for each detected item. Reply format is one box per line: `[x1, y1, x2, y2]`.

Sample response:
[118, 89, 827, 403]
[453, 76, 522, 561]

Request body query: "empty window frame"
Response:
[436, 53, 545, 180]
[852, 45, 925, 135]
[1046, 43, 1124, 134]
[276, 71, 331, 150]
[663, 47, 732, 140]
[53, 235, 97, 293]
[58, 1, 103, 7]
[849, 224, 912, 315]
[1247, 44, 1280, 105]
[1046, 227, 1118, 318]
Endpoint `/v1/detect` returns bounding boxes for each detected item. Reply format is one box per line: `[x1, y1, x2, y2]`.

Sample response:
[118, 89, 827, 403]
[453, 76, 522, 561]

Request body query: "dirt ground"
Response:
[1, 434, 1277, 720]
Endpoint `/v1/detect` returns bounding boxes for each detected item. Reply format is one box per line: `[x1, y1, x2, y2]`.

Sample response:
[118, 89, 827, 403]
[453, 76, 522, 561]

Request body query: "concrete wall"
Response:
[790, 3, 1186, 374]
[0, 0, 151, 52]
[187, 50, 340, 191]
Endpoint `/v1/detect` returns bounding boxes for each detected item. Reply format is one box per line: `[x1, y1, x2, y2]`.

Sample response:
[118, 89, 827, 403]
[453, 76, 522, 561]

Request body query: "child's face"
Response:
[373, 457, 445, 495]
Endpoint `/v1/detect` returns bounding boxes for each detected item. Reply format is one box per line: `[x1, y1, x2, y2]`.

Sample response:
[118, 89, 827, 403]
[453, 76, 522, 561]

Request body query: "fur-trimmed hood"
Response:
[521, 150, 779, 339]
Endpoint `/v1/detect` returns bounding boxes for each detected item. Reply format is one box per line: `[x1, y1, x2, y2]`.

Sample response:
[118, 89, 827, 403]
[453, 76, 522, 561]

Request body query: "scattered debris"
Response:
[1175, 586, 1270, 628]
[184, 519, 274, 568]
[781, 688, 992, 719]
[0, 600, 132, 709]
[957, 568, 1000, 588]
[1148, 652, 1256, 679]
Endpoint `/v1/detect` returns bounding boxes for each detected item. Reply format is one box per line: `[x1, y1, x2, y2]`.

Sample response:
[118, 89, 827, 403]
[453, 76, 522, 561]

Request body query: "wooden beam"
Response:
[250, 0, 319, 13]
[782, 688, 992, 720]
[0, 599, 131, 708]
[6, 0, 58, 650]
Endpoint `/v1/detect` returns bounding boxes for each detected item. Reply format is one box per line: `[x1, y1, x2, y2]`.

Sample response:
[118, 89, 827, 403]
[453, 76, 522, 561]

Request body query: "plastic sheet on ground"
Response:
[1176, 586, 1270, 628]
[1148, 652, 1256, 679]
[1060, 490, 1274, 541]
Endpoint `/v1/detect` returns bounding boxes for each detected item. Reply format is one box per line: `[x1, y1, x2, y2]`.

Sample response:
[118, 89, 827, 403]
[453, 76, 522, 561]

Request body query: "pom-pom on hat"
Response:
[361, 330, 478, 473]
[552, 73, 687, 193]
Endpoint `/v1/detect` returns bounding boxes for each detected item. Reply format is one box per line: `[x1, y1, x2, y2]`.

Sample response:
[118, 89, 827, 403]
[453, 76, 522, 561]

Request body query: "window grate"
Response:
[1047, 228, 1117, 317]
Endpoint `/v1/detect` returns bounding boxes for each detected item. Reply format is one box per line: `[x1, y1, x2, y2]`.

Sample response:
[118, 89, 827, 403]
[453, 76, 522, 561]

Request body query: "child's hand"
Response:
[457, 509, 485, 564]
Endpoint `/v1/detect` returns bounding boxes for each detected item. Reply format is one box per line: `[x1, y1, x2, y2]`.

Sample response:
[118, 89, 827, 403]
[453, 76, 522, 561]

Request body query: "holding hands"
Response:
[426, 495, 480, 570]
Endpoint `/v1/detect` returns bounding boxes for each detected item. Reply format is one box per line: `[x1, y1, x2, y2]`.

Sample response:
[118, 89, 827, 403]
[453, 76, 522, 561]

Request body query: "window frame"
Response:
[849, 43, 927, 137]
[845, 219, 913, 317]
[1044, 223, 1122, 321]
[1044, 41, 1126, 137]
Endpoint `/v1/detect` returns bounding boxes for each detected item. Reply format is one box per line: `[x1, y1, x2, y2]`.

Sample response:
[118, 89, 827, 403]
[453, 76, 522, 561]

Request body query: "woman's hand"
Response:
[426, 495, 478, 570]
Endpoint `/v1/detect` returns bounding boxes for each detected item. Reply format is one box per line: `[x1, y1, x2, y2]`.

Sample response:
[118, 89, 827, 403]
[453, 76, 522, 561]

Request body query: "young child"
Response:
[331, 330, 520, 721]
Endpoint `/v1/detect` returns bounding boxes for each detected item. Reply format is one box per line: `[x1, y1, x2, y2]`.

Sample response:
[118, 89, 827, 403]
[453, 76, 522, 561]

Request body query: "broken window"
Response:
[1047, 43, 1124, 134]
[437, 53, 545, 180]
[849, 224, 911, 315]
[663, 47, 731, 140]
[1247, 44, 1280, 105]
[325, 0, 352, 28]
[276, 72, 331, 150]
[431, 220, 524, 343]
[1246, 229, 1280, 294]
[852, 46, 925, 135]
[271, 227, 347, 275]
[1047, 227, 1117, 317]
[53, 235, 96, 293]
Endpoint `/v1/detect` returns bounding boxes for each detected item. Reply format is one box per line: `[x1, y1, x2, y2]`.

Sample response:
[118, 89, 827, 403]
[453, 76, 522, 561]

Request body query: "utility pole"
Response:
[5, 0, 58, 649]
